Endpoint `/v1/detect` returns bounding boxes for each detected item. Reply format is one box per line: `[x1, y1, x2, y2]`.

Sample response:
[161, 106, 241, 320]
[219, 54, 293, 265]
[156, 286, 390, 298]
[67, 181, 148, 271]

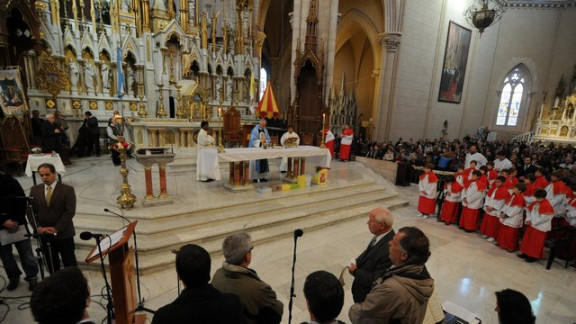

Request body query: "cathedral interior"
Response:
[1, 0, 576, 323]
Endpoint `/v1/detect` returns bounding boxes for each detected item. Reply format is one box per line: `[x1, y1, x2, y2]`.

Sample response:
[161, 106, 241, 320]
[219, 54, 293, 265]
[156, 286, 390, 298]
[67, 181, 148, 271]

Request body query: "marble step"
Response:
[74, 181, 386, 234]
[75, 184, 391, 252]
[74, 188, 406, 272]
[136, 197, 407, 273]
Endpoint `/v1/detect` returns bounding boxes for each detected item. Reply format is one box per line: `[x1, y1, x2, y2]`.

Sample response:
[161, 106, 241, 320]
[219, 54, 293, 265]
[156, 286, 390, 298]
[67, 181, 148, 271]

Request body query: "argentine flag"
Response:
[117, 46, 125, 99]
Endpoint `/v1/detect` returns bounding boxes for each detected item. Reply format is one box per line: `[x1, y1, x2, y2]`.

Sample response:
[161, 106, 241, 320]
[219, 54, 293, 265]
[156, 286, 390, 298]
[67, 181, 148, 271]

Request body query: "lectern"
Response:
[85, 221, 146, 324]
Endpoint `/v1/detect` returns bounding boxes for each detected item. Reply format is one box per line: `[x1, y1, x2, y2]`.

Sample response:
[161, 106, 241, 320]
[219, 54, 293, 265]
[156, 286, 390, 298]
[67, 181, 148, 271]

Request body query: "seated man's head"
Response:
[30, 267, 90, 324]
[389, 226, 430, 267]
[303, 271, 344, 324]
[223, 232, 253, 268]
[176, 244, 211, 288]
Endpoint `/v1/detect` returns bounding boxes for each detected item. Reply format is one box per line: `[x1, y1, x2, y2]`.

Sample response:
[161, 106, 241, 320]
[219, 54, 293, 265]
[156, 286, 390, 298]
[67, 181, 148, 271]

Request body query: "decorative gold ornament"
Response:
[115, 139, 137, 209]
[45, 99, 56, 109]
[72, 100, 82, 109]
[36, 51, 70, 99]
[89, 101, 98, 110]
[130, 102, 138, 111]
[105, 101, 114, 110]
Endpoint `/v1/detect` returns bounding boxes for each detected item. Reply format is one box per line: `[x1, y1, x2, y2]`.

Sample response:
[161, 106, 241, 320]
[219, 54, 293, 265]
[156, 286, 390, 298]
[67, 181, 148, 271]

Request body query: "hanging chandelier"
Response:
[464, 0, 507, 34]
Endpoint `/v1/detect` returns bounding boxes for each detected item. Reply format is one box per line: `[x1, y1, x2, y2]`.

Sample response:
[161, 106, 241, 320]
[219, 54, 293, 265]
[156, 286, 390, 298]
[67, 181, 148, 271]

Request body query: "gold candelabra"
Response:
[115, 137, 136, 209]
[157, 82, 167, 117]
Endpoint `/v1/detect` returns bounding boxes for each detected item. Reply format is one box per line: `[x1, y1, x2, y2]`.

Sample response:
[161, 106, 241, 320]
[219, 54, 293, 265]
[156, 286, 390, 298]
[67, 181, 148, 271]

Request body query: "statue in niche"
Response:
[126, 65, 135, 96]
[69, 60, 79, 89]
[227, 78, 233, 101]
[84, 63, 95, 92]
[216, 76, 222, 101]
[101, 63, 110, 92]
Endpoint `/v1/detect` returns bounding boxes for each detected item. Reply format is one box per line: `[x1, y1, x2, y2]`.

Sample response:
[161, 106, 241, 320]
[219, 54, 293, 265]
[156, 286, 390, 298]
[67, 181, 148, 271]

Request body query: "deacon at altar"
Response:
[280, 126, 300, 172]
[196, 121, 216, 182]
[250, 119, 271, 183]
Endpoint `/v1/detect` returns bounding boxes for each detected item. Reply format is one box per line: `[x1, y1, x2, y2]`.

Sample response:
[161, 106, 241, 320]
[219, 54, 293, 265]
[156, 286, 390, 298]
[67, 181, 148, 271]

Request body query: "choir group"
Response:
[417, 162, 576, 263]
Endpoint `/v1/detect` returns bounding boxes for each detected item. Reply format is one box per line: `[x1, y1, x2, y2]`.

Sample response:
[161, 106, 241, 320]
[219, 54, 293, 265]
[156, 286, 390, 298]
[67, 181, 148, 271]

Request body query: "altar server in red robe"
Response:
[462, 160, 477, 188]
[519, 189, 554, 262]
[440, 175, 463, 224]
[481, 176, 511, 242]
[534, 169, 548, 189]
[323, 128, 335, 157]
[339, 124, 354, 161]
[499, 169, 515, 193]
[485, 161, 498, 188]
[459, 170, 486, 232]
[545, 171, 567, 219]
[523, 174, 537, 206]
[455, 165, 465, 188]
[478, 166, 489, 190]
[417, 163, 438, 218]
[497, 183, 526, 252]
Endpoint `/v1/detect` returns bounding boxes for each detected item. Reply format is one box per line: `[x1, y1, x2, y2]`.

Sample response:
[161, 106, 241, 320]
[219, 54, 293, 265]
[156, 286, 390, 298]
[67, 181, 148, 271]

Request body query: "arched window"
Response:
[496, 68, 525, 126]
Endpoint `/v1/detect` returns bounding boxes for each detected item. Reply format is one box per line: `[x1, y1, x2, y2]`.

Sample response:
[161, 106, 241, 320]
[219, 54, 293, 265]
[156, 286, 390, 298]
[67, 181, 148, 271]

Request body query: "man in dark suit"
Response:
[82, 111, 100, 156]
[517, 156, 537, 181]
[29, 163, 77, 273]
[41, 113, 62, 153]
[152, 244, 242, 324]
[348, 207, 395, 303]
[31, 267, 95, 324]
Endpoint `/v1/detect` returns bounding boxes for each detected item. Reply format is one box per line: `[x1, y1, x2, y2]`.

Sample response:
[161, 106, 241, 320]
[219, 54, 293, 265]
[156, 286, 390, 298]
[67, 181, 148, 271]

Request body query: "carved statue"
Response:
[101, 63, 110, 92]
[227, 78, 233, 101]
[69, 60, 79, 89]
[216, 76, 222, 101]
[84, 63, 95, 92]
[126, 65, 135, 96]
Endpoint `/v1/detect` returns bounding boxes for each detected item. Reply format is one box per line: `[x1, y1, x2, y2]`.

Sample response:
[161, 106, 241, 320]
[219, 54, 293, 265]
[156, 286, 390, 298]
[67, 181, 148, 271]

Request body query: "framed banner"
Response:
[438, 21, 472, 104]
[0, 68, 28, 118]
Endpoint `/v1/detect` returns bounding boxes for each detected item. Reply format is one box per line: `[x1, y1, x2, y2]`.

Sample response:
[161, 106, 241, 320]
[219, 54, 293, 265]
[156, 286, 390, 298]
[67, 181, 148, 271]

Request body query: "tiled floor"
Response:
[1, 157, 575, 323]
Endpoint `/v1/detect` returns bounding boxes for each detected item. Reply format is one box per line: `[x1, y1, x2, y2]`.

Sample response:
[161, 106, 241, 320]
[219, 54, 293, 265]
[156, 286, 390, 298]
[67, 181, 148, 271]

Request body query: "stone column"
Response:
[373, 32, 402, 142]
[144, 163, 154, 200]
[158, 163, 169, 199]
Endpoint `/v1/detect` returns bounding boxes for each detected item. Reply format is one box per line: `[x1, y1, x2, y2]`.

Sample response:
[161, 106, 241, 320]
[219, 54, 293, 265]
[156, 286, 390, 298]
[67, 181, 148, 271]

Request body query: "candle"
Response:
[322, 113, 326, 124]
[219, 107, 222, 117]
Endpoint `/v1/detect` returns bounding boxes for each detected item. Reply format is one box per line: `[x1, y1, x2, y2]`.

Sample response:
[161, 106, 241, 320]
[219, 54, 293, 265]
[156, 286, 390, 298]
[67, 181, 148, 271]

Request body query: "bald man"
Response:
[348, 207, 395, 303]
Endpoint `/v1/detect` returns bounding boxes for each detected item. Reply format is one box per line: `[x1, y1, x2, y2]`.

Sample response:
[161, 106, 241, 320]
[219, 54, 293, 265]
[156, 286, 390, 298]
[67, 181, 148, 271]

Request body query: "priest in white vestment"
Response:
[280, 126, 300, 172]
[196, 121, 216, 182]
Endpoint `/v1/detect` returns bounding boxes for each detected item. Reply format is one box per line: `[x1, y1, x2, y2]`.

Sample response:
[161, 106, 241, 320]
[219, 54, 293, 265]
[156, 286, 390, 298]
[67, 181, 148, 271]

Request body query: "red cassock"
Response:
[324, 129, 335, 157]
[440, 182, 463, 224]
[418, 172, 439, 215]
[497, 194, 526, 252]
[339, 129, 354, 160]
[459, 180, 487, 231]
[534, 176, 549, 189]
[520, 199, 554, 258]
[480, 187, 510, 238]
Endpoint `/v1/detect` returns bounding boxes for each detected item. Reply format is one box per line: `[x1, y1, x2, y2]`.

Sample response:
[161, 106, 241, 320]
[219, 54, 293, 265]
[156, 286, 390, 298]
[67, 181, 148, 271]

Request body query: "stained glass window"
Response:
[496, 69, 525, 126]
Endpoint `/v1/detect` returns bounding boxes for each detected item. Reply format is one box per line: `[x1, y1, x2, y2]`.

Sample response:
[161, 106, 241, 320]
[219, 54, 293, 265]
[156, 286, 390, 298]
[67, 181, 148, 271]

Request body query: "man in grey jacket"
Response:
[349, 227, 434, 324]
[212, 232, 284, 324]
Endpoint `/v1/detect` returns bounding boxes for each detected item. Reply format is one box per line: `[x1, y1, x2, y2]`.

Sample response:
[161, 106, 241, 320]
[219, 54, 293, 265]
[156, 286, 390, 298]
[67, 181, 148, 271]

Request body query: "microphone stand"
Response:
[95, 235, 115, 324]
[104, 208, 154, 314]
[288, 230, 303, 324]
[26, 198, 54, 277]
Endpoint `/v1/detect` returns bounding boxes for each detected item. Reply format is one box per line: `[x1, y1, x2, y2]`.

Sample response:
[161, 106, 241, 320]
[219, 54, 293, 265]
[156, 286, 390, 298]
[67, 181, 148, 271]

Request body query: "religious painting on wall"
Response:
[438, 21, 472, 104]
[0, 69, 28, 118]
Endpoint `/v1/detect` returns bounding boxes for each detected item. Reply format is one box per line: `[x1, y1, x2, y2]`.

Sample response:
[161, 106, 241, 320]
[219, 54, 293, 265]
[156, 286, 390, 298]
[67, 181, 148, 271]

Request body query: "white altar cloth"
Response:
[199, 146, 331, 181]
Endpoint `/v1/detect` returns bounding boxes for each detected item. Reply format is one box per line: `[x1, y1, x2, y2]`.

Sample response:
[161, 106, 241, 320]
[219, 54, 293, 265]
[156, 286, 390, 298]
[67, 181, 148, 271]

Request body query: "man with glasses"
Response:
[212, 232, 284, 324]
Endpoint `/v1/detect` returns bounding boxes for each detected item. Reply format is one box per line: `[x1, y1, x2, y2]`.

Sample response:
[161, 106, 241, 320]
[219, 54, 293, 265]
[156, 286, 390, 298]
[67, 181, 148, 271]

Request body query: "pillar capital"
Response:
[378, 32, 402, 51]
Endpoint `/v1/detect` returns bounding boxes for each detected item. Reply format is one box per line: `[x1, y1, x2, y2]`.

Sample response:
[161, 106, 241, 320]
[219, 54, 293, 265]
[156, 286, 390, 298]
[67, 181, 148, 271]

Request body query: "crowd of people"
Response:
[415, 143, 576, 266]
[29, 110, 128, 166]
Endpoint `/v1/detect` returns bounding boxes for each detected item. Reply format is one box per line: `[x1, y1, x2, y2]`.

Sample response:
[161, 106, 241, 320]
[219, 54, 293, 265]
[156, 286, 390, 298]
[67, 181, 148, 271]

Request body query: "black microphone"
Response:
[294, 229, 303, 238]
[80, 231, 104, 240]
[104, 208, 132, 224]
